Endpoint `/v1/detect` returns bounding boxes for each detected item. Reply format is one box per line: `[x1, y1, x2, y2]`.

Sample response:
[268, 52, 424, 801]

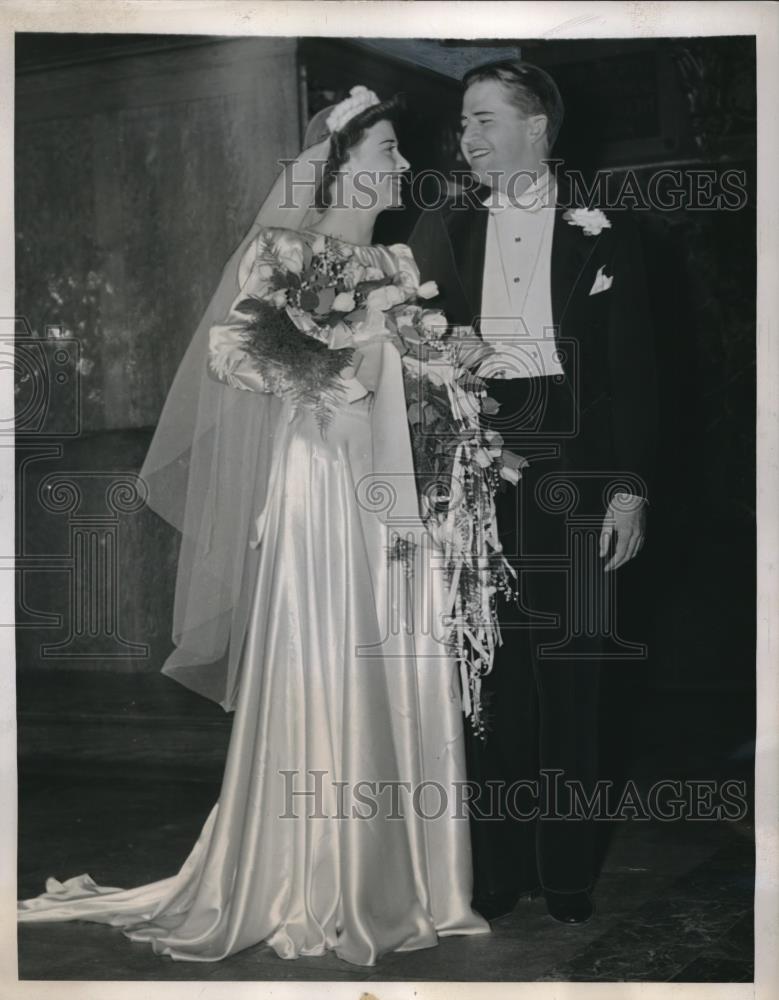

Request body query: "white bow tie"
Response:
[484, 174, 556, 214]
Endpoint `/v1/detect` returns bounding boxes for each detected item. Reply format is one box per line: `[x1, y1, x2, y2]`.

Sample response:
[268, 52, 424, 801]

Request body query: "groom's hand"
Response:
[600, 492, 647, 572]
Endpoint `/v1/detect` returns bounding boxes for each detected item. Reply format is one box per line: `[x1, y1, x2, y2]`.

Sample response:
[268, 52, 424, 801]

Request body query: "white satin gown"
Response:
[18, 232, 489, 967]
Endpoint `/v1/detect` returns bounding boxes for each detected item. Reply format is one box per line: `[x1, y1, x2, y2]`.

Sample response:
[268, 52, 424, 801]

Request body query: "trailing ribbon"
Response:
[427, 375, 517, 738]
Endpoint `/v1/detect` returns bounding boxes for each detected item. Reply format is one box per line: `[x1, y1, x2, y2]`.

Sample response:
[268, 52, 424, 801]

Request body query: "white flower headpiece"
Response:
[326, 86, 380, 134]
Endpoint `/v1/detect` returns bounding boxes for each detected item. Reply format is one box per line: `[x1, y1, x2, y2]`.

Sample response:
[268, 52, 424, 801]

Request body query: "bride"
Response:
[18, 87, 490, 967]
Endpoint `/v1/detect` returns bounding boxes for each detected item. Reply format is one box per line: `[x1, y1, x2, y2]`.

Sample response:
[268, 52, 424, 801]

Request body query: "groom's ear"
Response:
[527, 114, 549, 147]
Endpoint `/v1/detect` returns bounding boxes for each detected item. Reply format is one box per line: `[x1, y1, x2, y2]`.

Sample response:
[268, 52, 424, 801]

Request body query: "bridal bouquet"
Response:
[233, 229, 445, 428]
[396, 317, 528, 738]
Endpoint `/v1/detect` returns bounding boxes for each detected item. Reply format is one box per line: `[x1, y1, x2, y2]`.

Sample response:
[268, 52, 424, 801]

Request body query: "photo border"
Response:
[1, 3, 775, 1000]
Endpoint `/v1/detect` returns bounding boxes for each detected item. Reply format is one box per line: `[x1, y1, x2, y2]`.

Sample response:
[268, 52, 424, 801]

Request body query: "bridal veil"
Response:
[138, 120, 331, 709]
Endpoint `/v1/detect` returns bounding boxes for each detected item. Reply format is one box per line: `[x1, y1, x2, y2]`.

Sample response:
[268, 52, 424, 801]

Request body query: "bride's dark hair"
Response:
[314, 94, 405, 211]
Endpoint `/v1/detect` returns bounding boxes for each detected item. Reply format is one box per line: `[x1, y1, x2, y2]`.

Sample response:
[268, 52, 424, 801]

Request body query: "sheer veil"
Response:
[139, 116, 332, 709]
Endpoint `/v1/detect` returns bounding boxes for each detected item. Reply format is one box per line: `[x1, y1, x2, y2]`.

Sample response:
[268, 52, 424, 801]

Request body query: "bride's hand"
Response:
[398, 332, 444, 364]
[389, 333, 410, 357]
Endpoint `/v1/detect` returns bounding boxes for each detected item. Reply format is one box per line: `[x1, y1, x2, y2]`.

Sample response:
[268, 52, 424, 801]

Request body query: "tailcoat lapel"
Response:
[444, 188, 604, 341]
[446, 196, 488, 332]
[550, 204, 603, 329]
[550, 203, 606, 401]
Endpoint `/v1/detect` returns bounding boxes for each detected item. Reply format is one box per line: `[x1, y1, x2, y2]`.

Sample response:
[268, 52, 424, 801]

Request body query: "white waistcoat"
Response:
[478, 174, 564, 380]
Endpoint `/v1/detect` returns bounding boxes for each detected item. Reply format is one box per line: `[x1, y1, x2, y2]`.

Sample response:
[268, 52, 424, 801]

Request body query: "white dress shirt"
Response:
[478, 174, 645, 510]
[478, 171, 564, 380]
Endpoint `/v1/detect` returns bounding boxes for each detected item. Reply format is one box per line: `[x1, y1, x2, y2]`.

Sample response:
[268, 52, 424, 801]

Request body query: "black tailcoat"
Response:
[407, 186, 659, 899]
[408, 188, 658, 496]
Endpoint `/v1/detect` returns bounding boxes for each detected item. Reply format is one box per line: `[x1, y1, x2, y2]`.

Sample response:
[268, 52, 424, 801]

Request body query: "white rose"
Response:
[366, 285, 406, 311]
[417, 280, 439, 300]
[275, 233, 305, 274]
[342, 260, 366, 288]
[332, 292, 356, 312]
[420, 310, 448, 336]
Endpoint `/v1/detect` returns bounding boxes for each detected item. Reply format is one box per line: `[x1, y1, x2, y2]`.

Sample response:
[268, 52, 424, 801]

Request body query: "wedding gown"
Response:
[18, 231, 489, 967]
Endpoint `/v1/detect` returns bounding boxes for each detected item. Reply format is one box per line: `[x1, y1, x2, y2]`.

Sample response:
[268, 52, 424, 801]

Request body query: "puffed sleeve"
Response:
[207, 233, 277, 393]
[387, 242, 421, 295]
[207, 228, 371, 405]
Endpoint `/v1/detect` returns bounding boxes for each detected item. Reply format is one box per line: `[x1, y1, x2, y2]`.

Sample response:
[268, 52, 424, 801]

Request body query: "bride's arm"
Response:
[207, 235, 278, 394]
[207, 229, 369, 405]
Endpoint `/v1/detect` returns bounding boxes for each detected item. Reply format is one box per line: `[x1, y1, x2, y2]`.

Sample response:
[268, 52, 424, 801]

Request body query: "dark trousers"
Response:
[467, 375, 603, 898]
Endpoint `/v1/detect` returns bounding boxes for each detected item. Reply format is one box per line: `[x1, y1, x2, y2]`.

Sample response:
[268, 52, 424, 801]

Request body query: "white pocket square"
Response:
[589, 265, 614, 296]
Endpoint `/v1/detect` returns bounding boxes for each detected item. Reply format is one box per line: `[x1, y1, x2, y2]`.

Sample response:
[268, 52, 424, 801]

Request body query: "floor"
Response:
[16, 672, 755, 983]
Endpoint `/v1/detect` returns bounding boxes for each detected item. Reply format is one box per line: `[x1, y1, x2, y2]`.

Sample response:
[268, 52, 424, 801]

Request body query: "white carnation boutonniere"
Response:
[563, 207, 612, 237]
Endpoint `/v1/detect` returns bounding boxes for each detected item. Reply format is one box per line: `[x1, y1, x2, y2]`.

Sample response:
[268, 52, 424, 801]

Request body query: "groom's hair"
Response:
[462, 60, 564, 149]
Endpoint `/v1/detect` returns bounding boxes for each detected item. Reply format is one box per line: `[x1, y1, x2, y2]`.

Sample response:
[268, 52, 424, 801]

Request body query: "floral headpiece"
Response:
[325, 85, 380, 134]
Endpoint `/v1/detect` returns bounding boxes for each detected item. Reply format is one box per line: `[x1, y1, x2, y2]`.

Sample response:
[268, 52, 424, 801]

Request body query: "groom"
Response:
[408, 60, 658, 924]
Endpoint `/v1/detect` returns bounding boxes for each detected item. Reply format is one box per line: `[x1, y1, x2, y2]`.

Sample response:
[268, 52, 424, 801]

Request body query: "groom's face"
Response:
[460, 79, 541, 192]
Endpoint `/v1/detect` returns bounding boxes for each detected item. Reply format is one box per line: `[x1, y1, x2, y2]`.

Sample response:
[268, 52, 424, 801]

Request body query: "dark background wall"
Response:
[15, 34, 302, 430]
[14, 35, 755, 719]
[14, 35, 301, 681]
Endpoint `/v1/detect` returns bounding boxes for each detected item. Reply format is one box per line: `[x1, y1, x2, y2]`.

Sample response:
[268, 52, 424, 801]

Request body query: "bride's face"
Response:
[342, 120, 410, 211]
